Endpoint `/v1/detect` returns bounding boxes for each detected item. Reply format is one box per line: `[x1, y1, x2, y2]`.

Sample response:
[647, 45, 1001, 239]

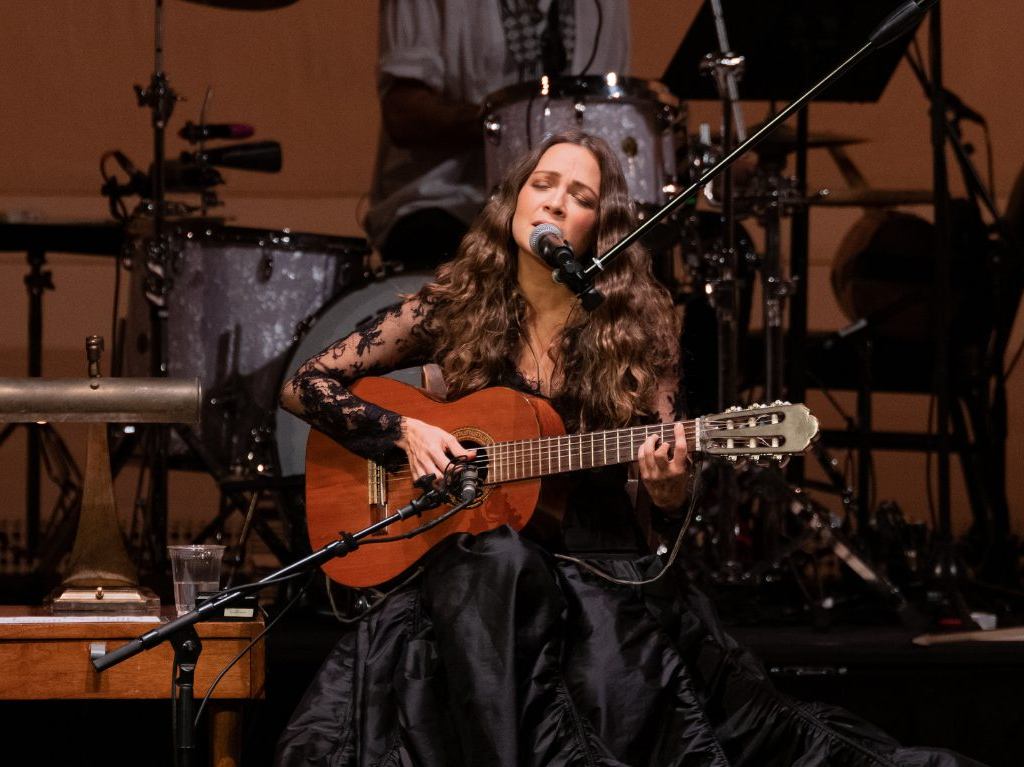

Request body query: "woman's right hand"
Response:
[396, 417, 475, 484]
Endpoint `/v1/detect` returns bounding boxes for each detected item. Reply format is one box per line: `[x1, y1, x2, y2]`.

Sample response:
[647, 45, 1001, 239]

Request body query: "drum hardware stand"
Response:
[144, 418, 302, 579]
[114, 0, 182, 573]
[744, 477, 926, 630]
[699, 0, 748, 582]
[746, 157, 799, 404]
[922, 3, 957, 603]
[903, 2, 1003, 616]
[572, 0, 937, 604]
[116, 1, 286, 573]
[0, 247, 84, 566]
[903, 43, 1021, 587]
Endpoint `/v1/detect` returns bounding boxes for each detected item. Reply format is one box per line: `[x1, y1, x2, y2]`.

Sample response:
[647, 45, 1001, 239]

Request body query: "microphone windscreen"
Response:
[528, 223, 562, 257]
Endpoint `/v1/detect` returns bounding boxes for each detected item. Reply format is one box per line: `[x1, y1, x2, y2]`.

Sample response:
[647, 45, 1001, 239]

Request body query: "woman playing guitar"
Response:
[275, 131, 981, 767]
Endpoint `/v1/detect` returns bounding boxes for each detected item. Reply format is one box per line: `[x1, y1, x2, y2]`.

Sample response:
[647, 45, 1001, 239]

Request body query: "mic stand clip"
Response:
[553, 255, 604, 311]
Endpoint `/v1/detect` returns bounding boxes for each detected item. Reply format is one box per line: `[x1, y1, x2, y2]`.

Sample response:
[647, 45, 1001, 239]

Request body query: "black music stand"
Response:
[663, 0, 920, 103]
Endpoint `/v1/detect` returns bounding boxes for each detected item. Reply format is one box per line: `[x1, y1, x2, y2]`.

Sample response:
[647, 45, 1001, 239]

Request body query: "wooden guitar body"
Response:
[305, 377, 565, 588]
[305, 377, 820, 588]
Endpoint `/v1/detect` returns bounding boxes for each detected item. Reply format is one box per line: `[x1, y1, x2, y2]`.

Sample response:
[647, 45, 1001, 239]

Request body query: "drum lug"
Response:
[293, 313, 315, 343]
[573, 101, 585, 124]
[259, 253, 274, 281]
[484, 114, 502, 145]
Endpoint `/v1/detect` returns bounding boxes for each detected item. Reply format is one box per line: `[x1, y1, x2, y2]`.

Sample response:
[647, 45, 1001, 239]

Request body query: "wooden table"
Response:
[0, 606, 265, 766]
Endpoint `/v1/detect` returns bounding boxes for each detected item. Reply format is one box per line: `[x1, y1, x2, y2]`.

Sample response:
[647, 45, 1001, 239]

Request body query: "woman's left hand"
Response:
[637, 422, 691, 510]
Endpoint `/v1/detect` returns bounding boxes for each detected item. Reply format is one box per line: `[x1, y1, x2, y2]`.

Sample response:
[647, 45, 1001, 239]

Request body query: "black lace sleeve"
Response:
[280, 296, 436, 459]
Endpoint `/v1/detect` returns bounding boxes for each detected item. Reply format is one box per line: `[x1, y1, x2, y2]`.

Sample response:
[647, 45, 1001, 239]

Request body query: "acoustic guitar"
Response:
[305, 377, 820, 587]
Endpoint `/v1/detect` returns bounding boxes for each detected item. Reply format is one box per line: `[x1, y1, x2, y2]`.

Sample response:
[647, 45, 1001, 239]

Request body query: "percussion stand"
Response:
[903, 42, 1021, 585]
[0, 248, 82, 565]
[744, 152, 802, 568]
[750, 153, 795, 406]
[701, 0, 748, 581]
[914, 3, 1018, 597]
[124, 0, 179, 571]
[592, 0, 937, 609]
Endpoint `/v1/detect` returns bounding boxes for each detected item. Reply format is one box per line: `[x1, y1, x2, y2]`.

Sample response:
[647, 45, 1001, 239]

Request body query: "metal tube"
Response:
[0, 378, 201, 424]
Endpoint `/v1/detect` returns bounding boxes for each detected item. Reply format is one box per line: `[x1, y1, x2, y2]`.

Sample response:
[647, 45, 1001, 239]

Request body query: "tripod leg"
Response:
[789, 490, 928, 630]
[808, 437, 858, 524]
[855, 338, 873, 532]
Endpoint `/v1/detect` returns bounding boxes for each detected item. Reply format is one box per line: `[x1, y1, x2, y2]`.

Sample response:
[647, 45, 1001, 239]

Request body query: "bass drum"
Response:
[274, 272, 434, 478]
[483, 75, 683, 207]
[121, 221, 369, 474]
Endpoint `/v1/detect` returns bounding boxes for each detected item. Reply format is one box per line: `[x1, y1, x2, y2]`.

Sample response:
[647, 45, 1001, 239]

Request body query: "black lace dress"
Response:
[275, 296, 984, 767]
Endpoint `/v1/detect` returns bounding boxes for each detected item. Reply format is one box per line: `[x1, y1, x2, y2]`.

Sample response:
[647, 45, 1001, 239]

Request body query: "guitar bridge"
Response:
[368, 460, 389, 534]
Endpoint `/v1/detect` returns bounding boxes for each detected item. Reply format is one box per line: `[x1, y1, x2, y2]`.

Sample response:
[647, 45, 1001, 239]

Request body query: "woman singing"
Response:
[276, 131, 982, 767]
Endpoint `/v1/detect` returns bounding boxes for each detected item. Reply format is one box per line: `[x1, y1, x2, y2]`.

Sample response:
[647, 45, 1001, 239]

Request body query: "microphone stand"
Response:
[702, 0, 747, 581]
[126, 0, 179, 574]
[904, 44, 1020, 585]
[559, 1, 937, 303]
[703, 0, 747, 413]
[93, 478, 475, 767]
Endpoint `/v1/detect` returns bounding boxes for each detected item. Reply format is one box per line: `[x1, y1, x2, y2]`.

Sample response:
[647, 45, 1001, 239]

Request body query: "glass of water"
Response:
[168, 544, 225, 616]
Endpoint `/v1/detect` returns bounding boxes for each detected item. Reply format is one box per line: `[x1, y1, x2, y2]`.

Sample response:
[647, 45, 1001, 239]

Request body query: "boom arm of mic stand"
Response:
[92, 486, 450, 672]
[586, 0, 932, 280]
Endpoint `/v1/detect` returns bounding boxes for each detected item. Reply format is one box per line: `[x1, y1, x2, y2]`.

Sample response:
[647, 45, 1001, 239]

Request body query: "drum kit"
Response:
[33, 0, 1001, 615]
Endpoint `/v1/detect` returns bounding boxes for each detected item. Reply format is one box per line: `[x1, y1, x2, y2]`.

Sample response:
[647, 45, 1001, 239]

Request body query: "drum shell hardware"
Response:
[121, 221, 369, 476]
[483, 75, 684, 208]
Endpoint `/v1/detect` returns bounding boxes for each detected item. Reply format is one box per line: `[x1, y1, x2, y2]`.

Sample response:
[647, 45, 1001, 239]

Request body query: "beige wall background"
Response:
[1, 1, 1023, 544]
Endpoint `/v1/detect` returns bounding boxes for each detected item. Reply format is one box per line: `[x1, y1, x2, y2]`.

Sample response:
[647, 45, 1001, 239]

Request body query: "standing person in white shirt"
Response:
[363, 0, 630, 271]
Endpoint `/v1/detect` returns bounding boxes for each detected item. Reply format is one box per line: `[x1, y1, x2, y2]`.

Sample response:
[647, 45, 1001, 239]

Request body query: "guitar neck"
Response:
[485, 419, 698, 484]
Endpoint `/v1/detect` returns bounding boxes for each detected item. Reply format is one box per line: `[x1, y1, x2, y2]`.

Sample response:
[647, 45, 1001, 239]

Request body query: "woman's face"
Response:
[512, 142, 601, 264]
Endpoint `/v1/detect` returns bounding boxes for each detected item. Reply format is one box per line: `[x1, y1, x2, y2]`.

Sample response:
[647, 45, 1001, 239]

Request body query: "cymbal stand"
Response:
[0, 249, 82, 564]
[129, 0, 180, 570]
[747, 155, 797, 402]
[700, 0, 747, 580]
[903, 45, 1020, 585]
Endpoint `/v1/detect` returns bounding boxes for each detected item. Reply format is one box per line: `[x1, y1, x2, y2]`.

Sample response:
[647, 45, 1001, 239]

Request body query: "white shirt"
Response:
[363, 0, 631, 249]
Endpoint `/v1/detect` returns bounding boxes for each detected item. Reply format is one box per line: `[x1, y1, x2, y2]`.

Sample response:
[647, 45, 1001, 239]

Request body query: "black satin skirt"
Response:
[274, 527, 985, 767]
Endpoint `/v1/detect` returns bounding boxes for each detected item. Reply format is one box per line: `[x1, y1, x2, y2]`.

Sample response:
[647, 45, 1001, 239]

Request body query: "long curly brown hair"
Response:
[421, 130, 679, 431]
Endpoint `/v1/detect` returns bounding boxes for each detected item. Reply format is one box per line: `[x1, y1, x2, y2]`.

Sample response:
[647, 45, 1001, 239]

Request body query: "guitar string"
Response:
[378, 421, 786, 486]
[379, 420, 784, 484]
[383, 423, 702, 483]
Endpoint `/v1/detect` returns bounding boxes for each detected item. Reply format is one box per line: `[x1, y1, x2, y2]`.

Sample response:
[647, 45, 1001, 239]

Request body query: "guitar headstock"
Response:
[696, 402, 819, 462]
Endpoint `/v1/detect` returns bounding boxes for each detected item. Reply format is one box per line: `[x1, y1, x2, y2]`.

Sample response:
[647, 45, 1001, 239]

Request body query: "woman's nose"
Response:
[543, 188, 566, 216]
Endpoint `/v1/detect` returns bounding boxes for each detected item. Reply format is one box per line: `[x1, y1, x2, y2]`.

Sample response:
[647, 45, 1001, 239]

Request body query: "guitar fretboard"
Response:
[485, 419, 697, 484]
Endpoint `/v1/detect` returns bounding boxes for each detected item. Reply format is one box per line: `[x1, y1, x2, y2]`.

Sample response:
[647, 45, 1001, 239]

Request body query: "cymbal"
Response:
[177, 0, 298, 9]
[808, 188, 934, 207]
[752, 123, 866, 155]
